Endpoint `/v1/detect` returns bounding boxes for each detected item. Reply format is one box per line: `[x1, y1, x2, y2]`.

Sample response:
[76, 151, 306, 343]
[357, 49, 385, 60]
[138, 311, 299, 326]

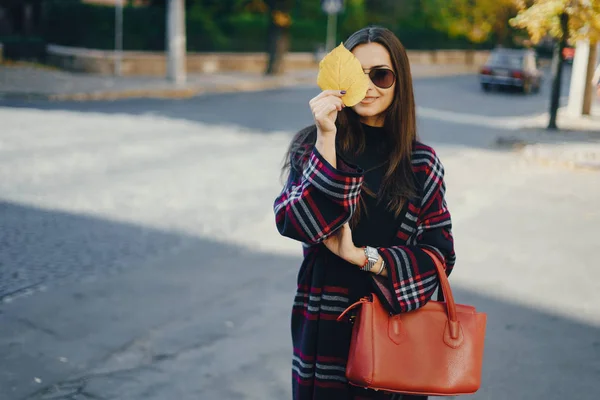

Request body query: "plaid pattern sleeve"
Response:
[378, 145, 456, 313]
[274, 147, 364, 244]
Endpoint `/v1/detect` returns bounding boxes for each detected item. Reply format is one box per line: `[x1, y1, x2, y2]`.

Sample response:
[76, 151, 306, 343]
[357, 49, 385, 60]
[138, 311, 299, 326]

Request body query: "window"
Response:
[489, 52, 524, 69]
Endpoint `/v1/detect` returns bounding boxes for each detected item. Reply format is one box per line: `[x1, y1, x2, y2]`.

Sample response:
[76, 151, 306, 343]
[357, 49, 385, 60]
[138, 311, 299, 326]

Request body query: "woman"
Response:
[273, 26, 456, 400]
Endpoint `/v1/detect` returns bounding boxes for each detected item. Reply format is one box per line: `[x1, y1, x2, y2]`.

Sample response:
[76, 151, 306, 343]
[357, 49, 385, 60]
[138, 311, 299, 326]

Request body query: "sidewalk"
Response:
[0, 62, 478, 101]
[0, 104, 599, 399]
[498, 106, 600, 171]
[0, 64, 317, 101]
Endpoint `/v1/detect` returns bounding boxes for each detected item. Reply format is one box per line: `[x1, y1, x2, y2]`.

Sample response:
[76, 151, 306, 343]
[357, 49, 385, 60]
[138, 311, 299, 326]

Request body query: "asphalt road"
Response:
[0, 65, 571, 129]
[1, 67, 599, 400]
[0, 64, 572, 153]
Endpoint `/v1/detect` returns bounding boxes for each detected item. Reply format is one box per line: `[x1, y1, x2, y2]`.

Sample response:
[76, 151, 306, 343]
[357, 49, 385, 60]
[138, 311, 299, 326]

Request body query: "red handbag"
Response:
[337, 249, 487, 396]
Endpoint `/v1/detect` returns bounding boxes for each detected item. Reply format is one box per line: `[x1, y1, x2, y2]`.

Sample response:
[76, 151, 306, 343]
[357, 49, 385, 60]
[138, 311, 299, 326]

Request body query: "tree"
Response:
[582, 41, 597, 115]
[423, 0, 520, 46]
[510, 0, 600, 129]
[265, 0, 293, 75]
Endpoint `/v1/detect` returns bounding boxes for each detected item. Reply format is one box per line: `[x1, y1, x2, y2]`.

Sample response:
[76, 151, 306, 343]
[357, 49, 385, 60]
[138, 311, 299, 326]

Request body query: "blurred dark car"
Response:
[479, 49, 543, 94]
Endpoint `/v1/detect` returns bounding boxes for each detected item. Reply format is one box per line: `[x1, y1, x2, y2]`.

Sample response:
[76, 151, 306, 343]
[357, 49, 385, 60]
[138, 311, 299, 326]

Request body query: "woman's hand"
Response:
[323, 223, 365, 267]
[309, 90, 346, 137]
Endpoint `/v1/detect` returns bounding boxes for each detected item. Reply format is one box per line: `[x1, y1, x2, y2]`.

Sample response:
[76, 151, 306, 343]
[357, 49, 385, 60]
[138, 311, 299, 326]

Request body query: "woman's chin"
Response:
[353, 106, 381, 119]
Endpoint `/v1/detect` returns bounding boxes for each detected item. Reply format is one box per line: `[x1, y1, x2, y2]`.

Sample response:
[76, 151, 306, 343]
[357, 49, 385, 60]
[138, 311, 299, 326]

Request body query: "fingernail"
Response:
[340, 90, 347, 94]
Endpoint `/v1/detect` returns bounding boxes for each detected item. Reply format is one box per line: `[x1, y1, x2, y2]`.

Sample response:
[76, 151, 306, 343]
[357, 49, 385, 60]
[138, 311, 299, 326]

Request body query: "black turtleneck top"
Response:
[348, 123, 403, 249]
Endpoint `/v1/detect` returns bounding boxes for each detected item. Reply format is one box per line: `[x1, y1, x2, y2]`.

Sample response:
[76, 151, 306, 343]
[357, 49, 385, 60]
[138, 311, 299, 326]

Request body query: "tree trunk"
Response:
[266, 21, 289, 75]
[548, 12, 569, 130]
[494, 6, 509, 47]
[582, 42, 598, 115]
[265, 0, 293, 76]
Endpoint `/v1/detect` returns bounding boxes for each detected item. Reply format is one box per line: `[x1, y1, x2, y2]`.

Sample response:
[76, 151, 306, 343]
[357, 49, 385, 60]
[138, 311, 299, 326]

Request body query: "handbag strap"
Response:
[340, 249, 460, 339]
[422, 248, 460, 338]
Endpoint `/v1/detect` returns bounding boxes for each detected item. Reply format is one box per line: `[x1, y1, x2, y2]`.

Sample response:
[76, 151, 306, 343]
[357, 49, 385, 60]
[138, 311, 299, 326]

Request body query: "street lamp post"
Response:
[167, 0, 187, 84]
[115, 0, 123, 76]
[322, 0, 343, 52]
[326, 13, 337, 52]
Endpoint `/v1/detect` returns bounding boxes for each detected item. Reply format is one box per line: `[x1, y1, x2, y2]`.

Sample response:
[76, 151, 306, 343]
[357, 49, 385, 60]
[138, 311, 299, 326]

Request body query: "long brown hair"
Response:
[282, 26, 418, 224]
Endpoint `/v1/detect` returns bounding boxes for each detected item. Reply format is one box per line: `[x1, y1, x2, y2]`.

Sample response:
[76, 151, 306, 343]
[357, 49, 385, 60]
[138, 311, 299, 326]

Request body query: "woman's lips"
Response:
[360, 97, 378, 104]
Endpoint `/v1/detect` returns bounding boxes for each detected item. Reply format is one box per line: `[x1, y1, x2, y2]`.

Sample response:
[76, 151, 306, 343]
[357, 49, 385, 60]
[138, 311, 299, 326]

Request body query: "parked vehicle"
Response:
[479, 48, 543, 94]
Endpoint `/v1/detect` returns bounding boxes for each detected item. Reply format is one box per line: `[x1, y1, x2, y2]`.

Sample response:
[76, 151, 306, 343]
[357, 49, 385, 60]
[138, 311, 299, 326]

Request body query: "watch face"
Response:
[366, 246, 378, 260]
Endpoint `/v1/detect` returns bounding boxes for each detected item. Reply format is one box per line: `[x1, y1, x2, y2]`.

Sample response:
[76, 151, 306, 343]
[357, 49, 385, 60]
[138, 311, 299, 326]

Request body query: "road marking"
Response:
[416, 106, 535, 130]
[416, 101, 596, 132]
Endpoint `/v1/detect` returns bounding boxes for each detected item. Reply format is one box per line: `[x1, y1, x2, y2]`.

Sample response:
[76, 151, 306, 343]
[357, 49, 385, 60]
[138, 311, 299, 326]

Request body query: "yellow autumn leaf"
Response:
[317, 43, 369, 107]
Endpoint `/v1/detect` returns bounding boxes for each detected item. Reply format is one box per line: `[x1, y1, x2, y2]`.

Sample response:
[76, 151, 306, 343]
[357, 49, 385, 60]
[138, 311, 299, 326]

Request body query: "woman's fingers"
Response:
[310, 92, 345, 135]
[315, 101, 339, 117]
[311, 95, 343, 110]
[311, 96, 344, 115]
[312, 98, 343, 134]
[315, 105, 338, 127]
[309, 90, 346, 106]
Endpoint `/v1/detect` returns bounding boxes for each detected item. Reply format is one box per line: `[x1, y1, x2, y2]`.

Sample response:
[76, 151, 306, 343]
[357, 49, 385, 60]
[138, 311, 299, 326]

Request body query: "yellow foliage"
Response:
[510, 0, 600, 44]
[317, 43, 370, 107]
[246, 0, 268, 14]
[427, 0, 519, 44]
[272, 10, 292, 28]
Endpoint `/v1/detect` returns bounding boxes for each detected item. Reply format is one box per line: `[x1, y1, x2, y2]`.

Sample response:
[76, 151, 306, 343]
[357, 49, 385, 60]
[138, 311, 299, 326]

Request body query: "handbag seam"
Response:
[443, 321, 464, 349]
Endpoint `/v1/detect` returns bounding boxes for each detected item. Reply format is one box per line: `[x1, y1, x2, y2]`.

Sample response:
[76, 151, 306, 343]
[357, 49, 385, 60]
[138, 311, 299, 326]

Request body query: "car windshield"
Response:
[488, 52, 524, 69]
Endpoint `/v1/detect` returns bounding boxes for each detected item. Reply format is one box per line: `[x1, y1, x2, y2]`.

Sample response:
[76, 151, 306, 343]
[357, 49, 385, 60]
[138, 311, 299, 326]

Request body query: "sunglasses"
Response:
[365, 68, 396, 89]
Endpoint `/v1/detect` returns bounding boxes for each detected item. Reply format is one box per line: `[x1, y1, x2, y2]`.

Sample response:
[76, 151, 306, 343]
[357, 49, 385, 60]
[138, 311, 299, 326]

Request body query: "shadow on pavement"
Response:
[0, 200, 599, 400]
[0, 200, 197, 302]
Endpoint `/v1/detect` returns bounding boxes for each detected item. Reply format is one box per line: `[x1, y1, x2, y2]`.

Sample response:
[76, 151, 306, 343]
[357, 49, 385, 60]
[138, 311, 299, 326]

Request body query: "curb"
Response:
[494, 136, 600, 172]
[0, 64, 478, 102]
[520, 144, 600, 171]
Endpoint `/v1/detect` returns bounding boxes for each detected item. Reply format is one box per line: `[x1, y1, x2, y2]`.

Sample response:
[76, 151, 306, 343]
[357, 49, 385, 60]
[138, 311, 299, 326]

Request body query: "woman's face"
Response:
[351, 42, 396, 126]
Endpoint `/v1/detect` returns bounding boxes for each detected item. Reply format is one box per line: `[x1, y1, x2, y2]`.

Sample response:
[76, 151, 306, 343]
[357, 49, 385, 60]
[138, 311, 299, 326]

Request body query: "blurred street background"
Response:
[0, 1, 599, 399]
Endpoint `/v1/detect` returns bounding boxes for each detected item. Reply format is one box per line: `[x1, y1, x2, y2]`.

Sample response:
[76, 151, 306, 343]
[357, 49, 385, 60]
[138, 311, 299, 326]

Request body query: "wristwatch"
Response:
[362, 246, 379, 272]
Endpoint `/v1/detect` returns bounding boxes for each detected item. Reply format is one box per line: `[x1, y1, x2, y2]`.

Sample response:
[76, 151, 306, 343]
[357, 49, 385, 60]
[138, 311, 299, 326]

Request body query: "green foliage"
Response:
[43, 1, 165, 50]
[339, 0, 368, 39]
[186, 2, 228, 51]
[37, 0, 508, 53]
[220, 13, 269, 51]
[422, 0, 520, 46]
[0, 35, 46, 60]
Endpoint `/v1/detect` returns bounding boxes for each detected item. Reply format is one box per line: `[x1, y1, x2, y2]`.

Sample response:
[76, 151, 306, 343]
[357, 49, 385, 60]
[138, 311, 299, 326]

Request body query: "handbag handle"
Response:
[422, 248, 460, 340]
[338, 248, 461, 341]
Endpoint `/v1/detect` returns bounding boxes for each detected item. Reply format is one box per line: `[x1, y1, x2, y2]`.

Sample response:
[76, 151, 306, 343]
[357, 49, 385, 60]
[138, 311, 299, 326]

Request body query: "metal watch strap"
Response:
[362, 246, 379, 272]
[376, 259, 386, 275]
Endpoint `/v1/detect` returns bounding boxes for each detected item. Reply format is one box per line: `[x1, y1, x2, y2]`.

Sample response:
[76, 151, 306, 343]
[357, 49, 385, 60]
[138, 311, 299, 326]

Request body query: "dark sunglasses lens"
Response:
[369, 69, 395, 88]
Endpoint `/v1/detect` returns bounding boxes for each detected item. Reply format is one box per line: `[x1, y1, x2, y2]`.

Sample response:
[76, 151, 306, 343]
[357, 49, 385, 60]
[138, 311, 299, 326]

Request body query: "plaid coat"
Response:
[273, 141, 456, 400]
